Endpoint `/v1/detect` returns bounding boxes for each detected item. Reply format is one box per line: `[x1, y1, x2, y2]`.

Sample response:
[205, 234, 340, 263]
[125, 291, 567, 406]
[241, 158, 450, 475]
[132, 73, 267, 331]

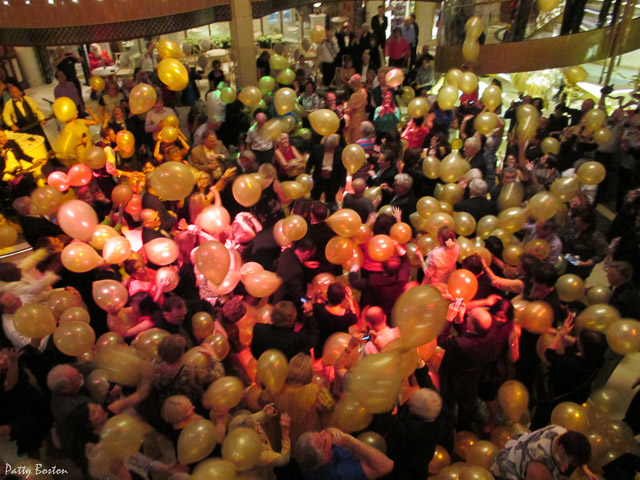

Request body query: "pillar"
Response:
[414, 1, 436, 50]
[15, 47, 45, 88]
[366, 1, 384, 26]
[230, 0, 257, 88]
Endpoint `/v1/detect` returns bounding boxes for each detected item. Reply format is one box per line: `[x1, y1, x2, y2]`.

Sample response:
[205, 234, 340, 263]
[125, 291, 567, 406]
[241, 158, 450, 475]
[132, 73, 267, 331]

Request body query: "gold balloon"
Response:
[523, 238, 550, 260]
[467, 441, 500, 470]
[429, 445, 451, 474]
[52, 96, 78, 122]
[564, 65, 588, 85]
[150, 161, 195, 201]
[276, 68, 296, 85]
[58, 199, 99, 241]
[13, 303, 56, 338]
[584, 109, 606, 131]
[588, 386, 625, 417]
[144, 237, 179, 266]
[47, 290, 82, 319]
[481, 85, 502, 112]
[357, 431, 387, 454]
[220, 87, 237, 104]
[541, 137, 561, 155]
[258, 76, 276, 94]
[312, 272, 336, 294]
[177, 419, 217, 465]
[459, 72, 478, 94]
[92, 279, 128, 312]
[342, 144, 366, 174]
[551, 402, 590, 434]
[327, 209, 362, 237]
[587, 286, 611, 305]
[274, 87, 297, 115]
[197, 205, 231, 235]
[232, 174, 263, 207]
[457, 236, 474, 262]
[159, 125, 178, 143]
[195, 240, 230, 285]
[238, 86, 262, 108]
[97, 344, 142, 386]
[60, 306, 90, 324]
[222, 427, 263, 471]
[132, 328, 169, 360]
[310, 24, 325, 43]
[333, 394, 373, 432]
[295, 173, 314, 194]
[576, 304, 620, 331]
[326, 236, 355, 264]
[192, 458, 238, 480]
[454, 431, 478, 460]
[527, 191, 561, 221]
[550, 176, 579, 202]
[439, 463, 468, 480]
[465, 16, 484, 38]
[273, 219, 291, 247]
[348, 350, 404, 413]
[438, 84, 459, 110]
[157, 38, 184, 59]
[87, 368, 110, 403]
[100, 414, 145, 459]
[503, 244, 524, 266]
[129, 83, 157, 115]
[242, 270, 282, 298]
[576, 161, 606, 185]
[392, 285, 449, 349]
[606, 319, 640, 354]
[498, 380, 529, 423]
[309, 109, 340, 136]
[385, 68, 405, 88]
[89, 75, 105, 91]
[417, 196, 441, 218]
[474, 112, 498, 134]
[498, 207, 527, 232]
[520, 300, 554, 333]
[445, 68, 464, 88]
[62, 243, 104, 273]
[407, 97, 429, 118]
[390, 222, 412, 244]
[280, 180, 306, 202]
[593, 127, 611, 145]
[462, 39, 479, 63]
[452, 212, 476, 237]
[402, 86, 416, 103]
[367, 234, 395, 262]
[440, 152, 470, 183]
[422, 155, 441, 179]
[516, 114, 538, 141]
[434, 183, 464, 206]
[30, 185, 63, 216]
[460, 466, 496, 480]
[555, 274, 585, 302]
[102, 236, 131, 264]
[490, 426, 512, 448]
[157, 58, 188, 91]
[269, 53, 289, 70]
[283, 214, 308, 241]
[54, 321, 95, 356]
[203, 376, 245, 411]
[322, 332, 352, 366]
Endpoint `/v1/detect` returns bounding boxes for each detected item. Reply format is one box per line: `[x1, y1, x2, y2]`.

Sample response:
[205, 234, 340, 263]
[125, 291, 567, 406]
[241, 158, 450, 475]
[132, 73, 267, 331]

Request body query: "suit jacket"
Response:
[336, 30, 355, 58]
[371, 14, 389, 39]
[610, 282, 640, 320]
[454, 196, 498, 222]
[250, 319, 318, 361]
[273, 247, 307, 308]
[308, 144, 346, 189]
[189, 144, 224, 179]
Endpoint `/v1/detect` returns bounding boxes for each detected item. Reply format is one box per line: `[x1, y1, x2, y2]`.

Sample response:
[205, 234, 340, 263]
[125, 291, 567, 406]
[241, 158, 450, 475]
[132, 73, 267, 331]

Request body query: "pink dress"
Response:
[345, 88, 368, 144]
[422, 244, 460, 284]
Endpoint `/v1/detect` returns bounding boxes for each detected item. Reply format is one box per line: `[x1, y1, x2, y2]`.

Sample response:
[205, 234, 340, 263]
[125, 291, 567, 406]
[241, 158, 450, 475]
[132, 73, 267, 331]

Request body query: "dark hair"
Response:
[437, 226, 456, 245]
[489, 299, 514, 322]
[403, 147, 421, 169]
[162, 294, 185, 313]
[558, 431, 591, 466]
[272, 301, 297, 327]
[413, 116, 425, 127]
[100, 127, 114, 139]
[381, 148, 398, 164]
[531, 263, 558, 287]
[222, 298, 246, 323]
[491, 78, 503, 89]
[461, 254, 483, 274]
[578, 329, 607, 364]
[574, 208, 596, 230]
[311, 201, 328, 221]
[0, 263, 21, 282]
[485, 236, 504, 259]
[295, 236, 316, 253]
[304, 81, 316, 93]
[519, 253, 542, 275]
[372, 213, 395, 235]
[158, 334, 186, 364]
[130, 291, 163, 324]
[327, 282, 346, 305]
[291, 198, 312, 221]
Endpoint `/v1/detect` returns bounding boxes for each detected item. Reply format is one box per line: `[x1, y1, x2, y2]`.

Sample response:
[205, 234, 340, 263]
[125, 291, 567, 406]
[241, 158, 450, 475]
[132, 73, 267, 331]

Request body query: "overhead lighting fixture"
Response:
[314, 2, 321, 6]
[48, 0, 54, 4]
[25, 0, 30, 4]
[3, 1, 9, 4]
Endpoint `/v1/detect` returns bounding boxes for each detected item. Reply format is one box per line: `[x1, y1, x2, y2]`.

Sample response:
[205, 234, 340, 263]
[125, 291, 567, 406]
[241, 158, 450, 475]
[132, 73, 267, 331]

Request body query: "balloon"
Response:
[93, 280, 128, 313]
[157, 58, 188, 91]
[429, 445, 451, 474]
[97, 344, 142, 386]
[100, 414, 145, 459]
[157, 38, 184, 59]
[481, 85, 502, 112]
[440, 152, 470, 183]
[527, 191, 560, 221]
[462, 39, 479, 63]
[465, 15, 484, 38]
[454, 431, 478, 460]
[192, 458, 237, 480]
[54, 321, 95, 356]
[274, 87, 297, 115]
[390, 222, 412, 244]
[474, 216, 497, 240]
[102, 236, 131, 264]
[0, 224, 17, 248]
[555, 274, 585, 302]
[62, 242, 103, 273]
[564, 65, 588, 84]
[195, 240, 230, 285]
[297, 127, 312, 140]
[145, 237, 179, 266]
[460, 466, 495, 480]
[257, 349, 288, 394]
[327, 209, 362, 237]
[447, 269, 479, 302]
[576, 161, 606, 185]
[417, 196, 441, 218]
[258, 76, 276, 95]
[333, 394, 373, 432]
[276, 69, 296, 85]
[89, 225, 119, 250]
[417, 234, 439, 255]
[52, 96, 78, 123]
[295, 173, 314, 194]
[30, 185, 63, 216]
[222, 426, 263, 471]
[202, 375, 245, 412]
[523, 238, 550, 260]
[280, 181, 306, 201]
[541, 137, 560, 155]
[438, 84, 458, 110]
[401, 86, 416, 103]
[502, 244, 524, 266]
[434, 183, 464, 206]
[593, 127, 611, 145]
[129, 83, 157, 115]
[196, 205, 231, 235]
[587, 286, 611, 305]
[186, 312, 214, 342]
[203, 331, 231, 360]
[549, 176, 579, 203]
[466, 441, 500, 470]
[584, 109, 606, 130]
[348, 350, 405, 413]
[576, 304, 620, 331]
[490, 426, 512, 448]
[58, 200, 99, 241]
[47, 171, 69, 192]
[86, 368, 110, 403]
[322, 236, 352, 264]
[453, 212, 477, 237]
[588, 386, 625, 418]
[220, 87, 237, 104]
[13, 303, 56, 338]
[366, 234, 394, 262]
[269, 53, 289, 70]
[407, 97, 429, 118]
[177, 419, 217, 465]
[111, 184, 133, 207]
[498, 380, 529, 423]
[342, 144, 366, 174]
[445, 68, 464, 87]
[549, 402, 590, 434]
[357, 431, 387, 454]
[424, 211, 455, 235]
[60, 306, 90, 324]
[385, 68, 405, 88]
[392, 285, 449, 348]
[322, 332, 351, 366]
[49, 290, 83, 322]
[283, 214, 308, 241]
[439, 463, 468, 480]
[422, 155, 441, 179]
[159, 125, 179, 143]
[308, 109, 340, 136]
[89, 75, 105, 91]
[273, 219, 291, 247]
[474, 112, 498, 134]
[150, 161, 194, 201]
[606, 319, 640, 354]
[310, 24, 325, 43]
[459, 72, 478, 94]
[238, 86, 262, 107]
[232, 174, 262, 207]
[498, 207, 527, 232]
[84, 145, 107, 169]
[242, 271, 282, 298]
[520, 301, 554, 333]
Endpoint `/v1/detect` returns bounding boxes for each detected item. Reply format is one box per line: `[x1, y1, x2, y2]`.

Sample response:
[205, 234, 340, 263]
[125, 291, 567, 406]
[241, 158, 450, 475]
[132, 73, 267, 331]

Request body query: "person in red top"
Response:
[385, 28, 410, 68]
[401, 116, 430, 149]
[88, 43, 114, 73]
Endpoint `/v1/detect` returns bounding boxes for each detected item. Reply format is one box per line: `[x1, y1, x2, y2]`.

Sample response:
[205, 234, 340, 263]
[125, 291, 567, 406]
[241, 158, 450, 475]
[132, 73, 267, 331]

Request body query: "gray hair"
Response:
[294, 432, 325, 471]
[360, 121, 375, 137]
[408, 388, 442, 421]
[464, 168, 483, 183]
[394, 173, 413, 190]
[464, 136, 480, 153]
[46, 364, 78, 393]
[469, 178, 488, 197]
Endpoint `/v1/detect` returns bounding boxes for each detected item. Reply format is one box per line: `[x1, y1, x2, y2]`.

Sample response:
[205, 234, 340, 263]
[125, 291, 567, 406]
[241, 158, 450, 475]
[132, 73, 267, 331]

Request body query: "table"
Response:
[7, 131, 47, 161]
[205, 49, 228, 61]
[92, 66, 118, 77]
[331, 16, 349, 24]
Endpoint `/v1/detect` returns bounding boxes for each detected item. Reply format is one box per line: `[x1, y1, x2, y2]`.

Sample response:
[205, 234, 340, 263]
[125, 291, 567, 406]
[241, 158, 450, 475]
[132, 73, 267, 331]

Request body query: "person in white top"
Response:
[362, 306, 400, 355]
[246, 112, 274, 165]
[416, 225, 460, 285]
[144, 97, 177, 142]
[205, 84, 226, 123]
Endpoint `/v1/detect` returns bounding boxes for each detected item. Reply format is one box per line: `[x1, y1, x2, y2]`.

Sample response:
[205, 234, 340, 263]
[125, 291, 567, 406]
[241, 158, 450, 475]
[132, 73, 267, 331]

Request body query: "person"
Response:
[401, 116, 429, 149]
[294, 427, 394, 479]
[373, 91, 401, 138]
[318, 30, 339, 87]
[463, 136, 486, 178]
[523, 218, 563, 266]
[559, 208, 608, 279]
[53, 70, 84, 117]
[298, 81, 321, 115]
[335, 22, 355, 66]
[97, 81, 125, 120]
[246, 112, 274, 165]
[385, 28, 410, 68]
[2, 84, 49, 142]
[274, 132, 305, 179]
[256, 50, 271, 78]
[454, 179, 498, 222]
[361, 306, 400, 353]
[400, 16, 419, 66]
[413, 54, 435, 95]
[491, 426, 593, 480]
[273, 237, 316, 308]
[389, 173, 416, 223]
[52, 47, 83, 105]
[189, 130, 230, 180]
[606, 261, 640, 321]
[313, 282, 358, 354]
[88, 43, 114, 73]
[207, 60, 226, 92]
[344, 74, 368, 144]
[308, 134, 345, 203]
[343, 178, 375, 222]
[417, 226, 460, 285]
[371, 5, 389, 49]
[144, 96, 178, 146]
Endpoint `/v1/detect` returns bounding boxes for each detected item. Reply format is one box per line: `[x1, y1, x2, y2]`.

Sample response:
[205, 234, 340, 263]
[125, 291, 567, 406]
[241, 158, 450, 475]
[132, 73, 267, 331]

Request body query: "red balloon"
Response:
[125, 194, 142, 214]
[47, 171, 70, 192]
[67, 164, 93, 187]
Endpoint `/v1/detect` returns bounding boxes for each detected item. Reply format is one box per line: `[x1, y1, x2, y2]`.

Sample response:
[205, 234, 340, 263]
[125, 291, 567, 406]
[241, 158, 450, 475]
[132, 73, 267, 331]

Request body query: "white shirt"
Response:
[246, 123, 273, 151]
[205, 90, 226, 123]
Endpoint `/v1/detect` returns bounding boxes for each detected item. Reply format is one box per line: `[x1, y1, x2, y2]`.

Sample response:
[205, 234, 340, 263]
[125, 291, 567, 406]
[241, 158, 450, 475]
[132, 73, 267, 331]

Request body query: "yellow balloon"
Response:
[243, 271, 282, 298]
[541, 137, 560, 155]
[203, 376, 245, 411]
[498, 207, 527, 232]
[100, 414, 145, 459]
[516, 114, 538, 141]
[434, 183, 464, 206]
[576, 161, 606, 185]
[392, 286, 449, 348]
[454, 431, 478, 460]
[465, 16, 484, 39]
[222, 427, 263, 471]
[402, 86, 416, 102]
[59, 306, 91, 324]
[13, 303, 56, 338]
[310, 24, 326, 43]
[177, 419, 217, 465]
[309, 109, 340, 136]
[498, 380, 529, 423]
[586, 286, 611, 305]
[258, 76, 276, 94]
[192, 458, 238, 480]
[502, 243, 524, 266]
[157, 38, 184, 59]
[342, 144, 366, 174]
[129, 83, 157, 115]
[585, 109, 606, 130]
[274, 87, 297, 115]
[195, 240, 230, 286]
[481, 85, 502, 112]
[296, 173, 314, 194]
[550, 402, 590, 434]
[466, 440, 500, 470]
[474, 112, 498, 134]
[327, 209, 362, 237]
[333, 394, 373, 432]
[52, 96, 78, 122]
[97, 344, 142, 386]
[550, 176, 579, 202]
[357, 431, 387, 454]
[476, 215, 499, 238]
[132, 328, 169, 360]
[520, 300, 554, 333]
[326, 236, 355, 264]
[438, 84, 459, 110]
[422, 155, 441, 179]
[417, 196, 441, 218]
[593, 127, 611, 145]
[459, 72, 478, 94]
[89, 75, 105, 91]
[276, 68, 296, 85]
[576, 304, 620, 331]
[527, 191, 560, 221]
[407, 97, 429, 118]
[606, 319, 640, 354]
[54, 321, 95, 356]
[62, 243, 104, 273]
[462, 40, 479, 63]
[279, 180, 306, 203]
[157, 58, 189, 91]
[348, 350, 404, 413]
[188, 311, 213, 342]
[269, 53, 289, 70]
[232, 174, 263, 207]
[564, 65, 588, 85]
[203, 331, 231, 359]
[453, 211, 477, 237]
[445, 68, 464, 88]
[238, 86, 263, 107]
[429, 445, 451, 474]
[150, 161, 195, 201]
[283, 214, 308, 241]
[257, 118, 283, 142]
[439, 153, 469, 184]
[555, 274, 585, 302]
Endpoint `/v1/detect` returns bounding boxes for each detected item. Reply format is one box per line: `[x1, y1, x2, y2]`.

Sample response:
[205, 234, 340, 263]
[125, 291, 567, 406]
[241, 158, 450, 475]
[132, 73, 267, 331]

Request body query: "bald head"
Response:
[467, 307, 492, 335]
[352, 178, 367, 196]
[365, 306, 387, 329]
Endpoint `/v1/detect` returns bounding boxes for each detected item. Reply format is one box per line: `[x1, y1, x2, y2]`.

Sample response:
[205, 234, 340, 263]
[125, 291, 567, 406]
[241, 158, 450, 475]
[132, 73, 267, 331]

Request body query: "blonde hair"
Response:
[161, 395, 193, 424]
[286, 353, 313, 384]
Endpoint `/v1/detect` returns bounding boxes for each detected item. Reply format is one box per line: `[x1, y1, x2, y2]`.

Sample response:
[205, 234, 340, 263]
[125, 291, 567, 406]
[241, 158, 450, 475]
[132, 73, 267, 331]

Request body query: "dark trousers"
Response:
[321, 62, 336, 87]
[252, 148, 274, 165]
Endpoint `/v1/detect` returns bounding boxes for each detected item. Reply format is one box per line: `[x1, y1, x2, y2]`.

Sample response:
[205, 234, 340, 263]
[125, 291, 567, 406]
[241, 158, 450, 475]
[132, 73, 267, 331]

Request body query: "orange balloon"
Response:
[367, 234, 395, 262]
[429, 445, 451, 474]
[520, 301, 554, 333]
[326, 236, 355, 264]
[327, 209, 362, 237]
[308, 109, 340, 136]
[111, 184, 134, 206]
[242, 271, 282, 298]
[196, 205, 231, 234]
[454, 431, 478, 460]
[283, 214, 308, 241]
[145, 237, 179, 266]
[62, 242, 104, 273]
[232, 174, 263, 207]
[447, 269, 479, 302]
[390, 222, 412, 244]
[352, 223, 373, 244]
[58, 200, 99, 241]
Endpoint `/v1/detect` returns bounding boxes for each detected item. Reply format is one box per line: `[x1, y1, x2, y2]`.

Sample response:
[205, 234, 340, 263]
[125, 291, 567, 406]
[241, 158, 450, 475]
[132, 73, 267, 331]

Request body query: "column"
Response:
[366, 1, 383, 26]
[414, 1, 436, 50]
[230, 0, 257, 87]
[15, 47, 45, 88]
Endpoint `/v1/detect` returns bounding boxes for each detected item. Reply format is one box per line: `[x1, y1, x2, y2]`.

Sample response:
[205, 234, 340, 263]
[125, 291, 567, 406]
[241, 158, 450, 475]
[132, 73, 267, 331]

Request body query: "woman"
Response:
[274, 133, 305, 179]
[298, 81, 321, 116]
[208, 60, 226, 92]
[313, 282, 358, 354]
[401, 116, 430, 149]
[256, 51, 271, 78]
[373, 90, 401, 138]
[344, 74, 368, 144]
[413, 54, 435, 95]
[385, 28, 410, 68]
[336, 57, 356, 90]
[428, 130, 452, 160]
[560, 208, 608, 279]
[98, 81, 125, 120]
[416, 225, 460, 285]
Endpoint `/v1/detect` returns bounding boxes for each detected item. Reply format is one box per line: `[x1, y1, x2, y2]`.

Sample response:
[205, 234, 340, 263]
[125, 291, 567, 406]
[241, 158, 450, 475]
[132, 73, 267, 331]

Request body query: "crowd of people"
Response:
[0, 12, 639, 480]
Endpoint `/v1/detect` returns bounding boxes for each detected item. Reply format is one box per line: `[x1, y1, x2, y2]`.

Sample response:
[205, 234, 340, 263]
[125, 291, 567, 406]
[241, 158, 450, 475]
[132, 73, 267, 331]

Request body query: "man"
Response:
[142, 180, 178, 233]
[335, 22, 355, 64]
[273, 237, 316, 308]
[2, 84, 49, 147]
[192, 114, 222, 148]
[463, 137, 486, 178]
[523, 218, 563, 265]
[155, 294, 200, 348]
[362, 306, 400, 354]
[371, 5, 389, 49]
[491, 426, 592, 480]
[389, 173, 416, 223]
[400, 16, 419, 66]
[309, 133, 346, 203]
[0, 129, 42, 198]
[144, 96, 177, 146]
[246, 112, 274, 165]
[489, 166, 518, 202]
[294, 427, 394, 479]
[369, 149, 399, 206]
[140, 208, 171, 245]
[233, 150, 259, 174]
[11, 196, 63, 248]
[454, 179, 498, 222]
[370, 67, 390, 110]
[359, 51, 373, 80]
[308, 201, 341, 275]
[53, 70, 84, 117]
[205, 81, 227, 123]
[607, 261, 640, 320]
[343, 178, 375, 222]
[190, 130, 230, 180]
[318, 30, 339, 87]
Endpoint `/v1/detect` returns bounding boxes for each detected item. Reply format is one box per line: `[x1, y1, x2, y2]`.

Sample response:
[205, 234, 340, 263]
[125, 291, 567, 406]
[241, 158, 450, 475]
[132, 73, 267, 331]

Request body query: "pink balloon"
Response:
[156, 266, 179, 292]
[57, 200, 99, 242]
[102, 236, 132, 264]
[196, 205, 231, 235]
[208, 271, 242, 296]
[144, 237, 179, 265]
[47, 171, 70, 192]
[68, 164, 93, 187]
